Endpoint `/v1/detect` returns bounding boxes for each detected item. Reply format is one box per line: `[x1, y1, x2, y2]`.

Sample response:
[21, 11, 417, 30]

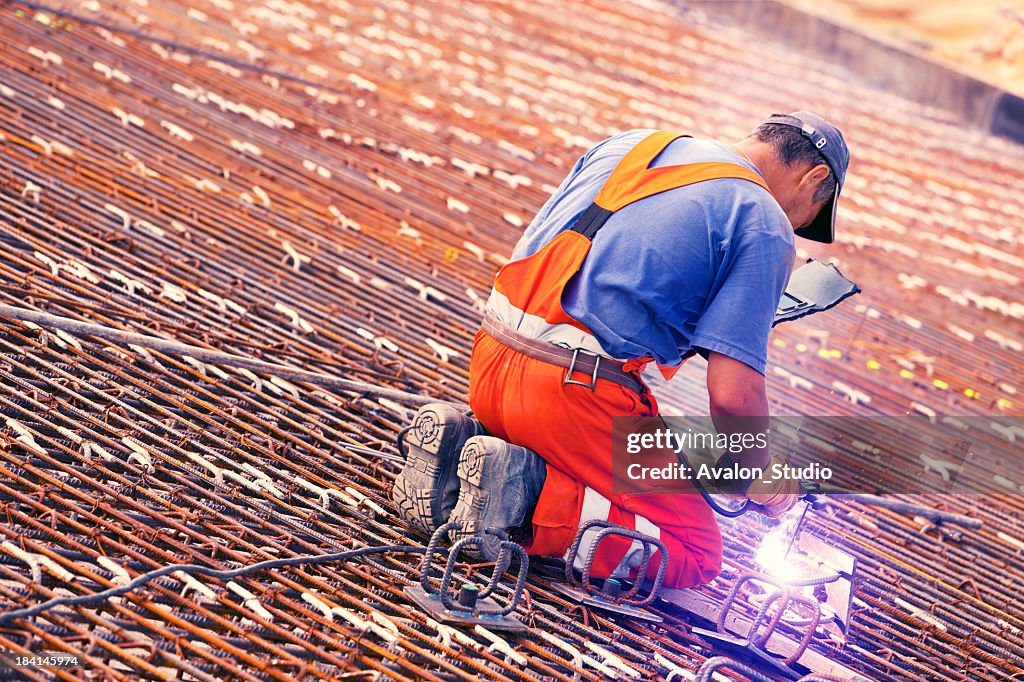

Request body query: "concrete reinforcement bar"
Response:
[0, 303, 466, 410]
[682, 0, 1024, 144]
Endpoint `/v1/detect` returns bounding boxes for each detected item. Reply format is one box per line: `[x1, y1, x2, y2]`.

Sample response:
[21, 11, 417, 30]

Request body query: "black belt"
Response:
[480, 313, 646, 395]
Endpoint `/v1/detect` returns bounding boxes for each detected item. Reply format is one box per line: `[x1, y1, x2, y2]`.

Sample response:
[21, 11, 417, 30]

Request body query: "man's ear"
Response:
[803, 163, 829, 190]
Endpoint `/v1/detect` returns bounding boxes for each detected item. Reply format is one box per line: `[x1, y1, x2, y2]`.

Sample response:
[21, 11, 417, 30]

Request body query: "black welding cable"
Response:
[0, 544, 425, 625]
[654, 415, 753, 518]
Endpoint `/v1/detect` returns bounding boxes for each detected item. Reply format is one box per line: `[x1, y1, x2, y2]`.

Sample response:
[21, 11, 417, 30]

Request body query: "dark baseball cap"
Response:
[763, 112, 850, 244]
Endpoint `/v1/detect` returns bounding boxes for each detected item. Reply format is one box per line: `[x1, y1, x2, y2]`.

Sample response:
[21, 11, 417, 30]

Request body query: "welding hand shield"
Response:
[774, 259, 860, 326]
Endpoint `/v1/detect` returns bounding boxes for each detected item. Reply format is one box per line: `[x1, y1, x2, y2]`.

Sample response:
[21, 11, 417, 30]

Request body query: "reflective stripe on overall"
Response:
[469, 131, 770, 588]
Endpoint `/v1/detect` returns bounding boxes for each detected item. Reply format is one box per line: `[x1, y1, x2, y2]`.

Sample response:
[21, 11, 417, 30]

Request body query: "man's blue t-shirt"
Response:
[512, 130, 795, 375]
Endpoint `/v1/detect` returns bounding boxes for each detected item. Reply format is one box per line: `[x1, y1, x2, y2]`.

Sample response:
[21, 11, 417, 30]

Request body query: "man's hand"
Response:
[745, 455, 801, 517]
[705, 351, 802, 516]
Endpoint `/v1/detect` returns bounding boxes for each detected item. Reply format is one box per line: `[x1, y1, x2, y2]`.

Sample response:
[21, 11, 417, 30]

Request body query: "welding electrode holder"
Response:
[803, 495, 827, 510]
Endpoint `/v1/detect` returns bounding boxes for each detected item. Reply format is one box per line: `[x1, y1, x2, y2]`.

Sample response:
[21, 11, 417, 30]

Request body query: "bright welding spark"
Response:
[754, 504, 806, 579]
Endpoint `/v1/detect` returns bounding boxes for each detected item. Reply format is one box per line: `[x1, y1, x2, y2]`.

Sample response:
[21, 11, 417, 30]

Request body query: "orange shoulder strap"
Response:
[593, 131, 771, 212]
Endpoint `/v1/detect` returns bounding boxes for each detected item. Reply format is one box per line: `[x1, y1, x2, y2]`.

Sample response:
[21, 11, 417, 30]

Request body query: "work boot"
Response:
[391, 404, 485, 534]
[449, 435, 546, 560]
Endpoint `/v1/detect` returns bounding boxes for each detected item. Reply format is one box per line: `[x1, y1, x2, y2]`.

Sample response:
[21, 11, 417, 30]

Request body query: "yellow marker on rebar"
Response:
[866, 360, 881, 370]
[773, 339, 786, 348]
[829, 349, 842, 359]
[796, 343, 807, 352]
[817, 348, 830, 359]
[899, 369, 914, 379]
[964, 388, 977, 399]
[998, 398, 1013, 409]
[933, 379, 949, 390]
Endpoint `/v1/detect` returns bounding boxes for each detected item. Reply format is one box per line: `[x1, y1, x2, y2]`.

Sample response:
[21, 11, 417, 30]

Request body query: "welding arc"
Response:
[0, 544, 426, 625]
[0, 303, 467, 409]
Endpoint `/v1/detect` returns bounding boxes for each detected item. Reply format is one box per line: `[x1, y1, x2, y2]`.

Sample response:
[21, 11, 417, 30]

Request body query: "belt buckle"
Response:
[563, 347, 600, 391]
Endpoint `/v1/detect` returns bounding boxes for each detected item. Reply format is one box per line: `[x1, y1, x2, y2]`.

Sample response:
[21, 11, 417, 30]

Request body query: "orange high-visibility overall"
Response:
[469, 131, 771, 588]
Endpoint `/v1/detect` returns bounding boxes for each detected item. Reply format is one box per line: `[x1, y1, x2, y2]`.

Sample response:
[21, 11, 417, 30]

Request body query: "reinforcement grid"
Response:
[0, 0, 1023, 679]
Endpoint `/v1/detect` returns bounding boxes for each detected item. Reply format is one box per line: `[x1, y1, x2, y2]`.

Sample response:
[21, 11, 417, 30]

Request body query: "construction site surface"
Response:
[0, 0, 1023, 680]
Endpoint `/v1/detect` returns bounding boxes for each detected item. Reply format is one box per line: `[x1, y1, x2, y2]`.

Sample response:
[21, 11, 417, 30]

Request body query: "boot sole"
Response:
[392, 405, 481, 533]
[449, 438, 492, 549]
[449, 437, 544, 560]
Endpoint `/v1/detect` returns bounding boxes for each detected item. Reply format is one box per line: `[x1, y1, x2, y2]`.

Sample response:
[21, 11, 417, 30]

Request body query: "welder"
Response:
[392, 112, 851, 589]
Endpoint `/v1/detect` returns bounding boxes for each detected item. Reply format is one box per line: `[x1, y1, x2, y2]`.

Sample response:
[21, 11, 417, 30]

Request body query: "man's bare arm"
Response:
[706, 350, 800, 517]
[706, 350, 770, 472]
